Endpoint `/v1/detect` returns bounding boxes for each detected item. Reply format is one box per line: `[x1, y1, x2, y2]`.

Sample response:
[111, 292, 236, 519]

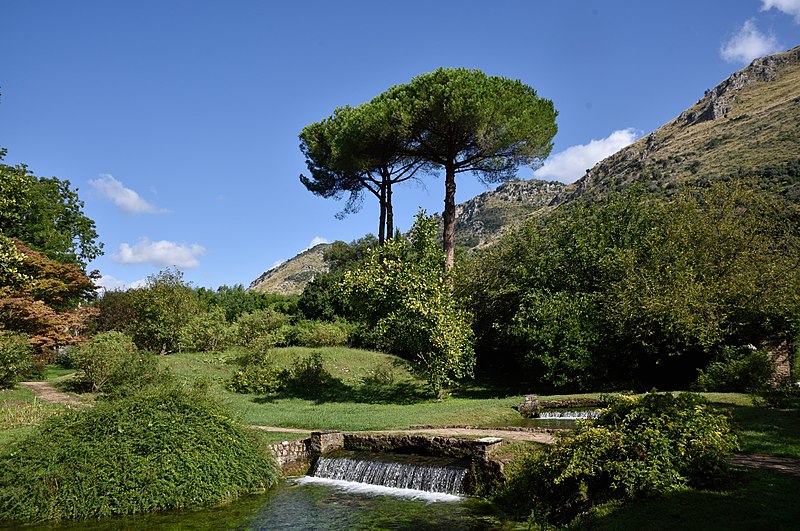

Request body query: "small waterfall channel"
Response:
[297, 452, 469, 501]
[537, 410, 600, 420]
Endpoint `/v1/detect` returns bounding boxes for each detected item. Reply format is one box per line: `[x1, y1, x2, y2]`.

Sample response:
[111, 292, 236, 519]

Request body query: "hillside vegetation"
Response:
[252, 45, 800, 295]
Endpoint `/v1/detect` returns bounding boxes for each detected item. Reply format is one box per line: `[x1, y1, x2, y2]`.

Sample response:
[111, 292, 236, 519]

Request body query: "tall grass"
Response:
[0, 385, 278, 522]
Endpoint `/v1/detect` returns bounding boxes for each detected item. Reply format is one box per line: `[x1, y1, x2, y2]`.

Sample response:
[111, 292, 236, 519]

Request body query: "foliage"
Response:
[228, 362, 285, 394]
[457, 182, 800, 390]
[290, 319, 351, 347]
[696, 346, 775, 392]
[495, 392, 738, 526]
[0, 332, 34, 388]
[233, 307, 291, 350]
[228, 351, 336, 395]
[90, 269, 201, 353]
[195, 284, 297, 322]
[0, 239, 98, 354]
[177, 307, 236, 352]
[70, 331, 160, 395]
[375, 68, 558, 267]
[297, 236, 377, 321]
[300, 102, 423, 244]
[0, 385, 278, 521]
[342, 213, 475, 397]
[0, 149, 102, 268]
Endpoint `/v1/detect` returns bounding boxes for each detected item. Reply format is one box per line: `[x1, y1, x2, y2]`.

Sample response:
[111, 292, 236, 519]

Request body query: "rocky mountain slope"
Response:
[248, 243, 330, 295]
[250, 45, 800, 295]
[561, 44, 800, 203]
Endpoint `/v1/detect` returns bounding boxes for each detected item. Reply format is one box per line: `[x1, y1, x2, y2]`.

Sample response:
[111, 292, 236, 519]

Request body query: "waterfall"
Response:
[303, 453, 468, 499]
[537, 410, 600, 420]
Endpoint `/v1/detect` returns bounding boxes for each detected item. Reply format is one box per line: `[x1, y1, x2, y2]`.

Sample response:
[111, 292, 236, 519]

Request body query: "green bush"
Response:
[71, 331, 160, 394]
[290, 320, 350, 347]
[0, 332, 34, 388]
[0, 386, 278, 521]
[177, 307, 235, 352]
[696, 346, 775, 392]
[228, 351, 337, 396]
[228, 363, 286, 394]
[495, 392, 738, 526]
[342, 213, 475, 398]
[233, 308, 290, 348]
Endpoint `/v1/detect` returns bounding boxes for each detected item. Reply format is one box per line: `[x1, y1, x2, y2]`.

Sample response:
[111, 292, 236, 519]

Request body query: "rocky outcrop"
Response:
[248, 243, 330, 295]
[679, 45, 800, 125]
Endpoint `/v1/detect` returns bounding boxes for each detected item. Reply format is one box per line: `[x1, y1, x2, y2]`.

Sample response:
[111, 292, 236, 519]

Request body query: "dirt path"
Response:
[728, 453, 800, 478]
[16, 385, 799, 477]
[252, 425, 556, 444]
[18, 381, 89, 408]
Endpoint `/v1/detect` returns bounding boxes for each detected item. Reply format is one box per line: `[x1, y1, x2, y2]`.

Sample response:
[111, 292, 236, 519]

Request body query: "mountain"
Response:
[445, 179, 565, 249]
[248, 243, 330, 295]
[561, 44, 800, 203]
[250, 45, 800, 295]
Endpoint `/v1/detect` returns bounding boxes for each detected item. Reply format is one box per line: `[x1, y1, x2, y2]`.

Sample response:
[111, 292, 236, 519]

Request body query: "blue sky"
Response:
[2, 1, 798, 290]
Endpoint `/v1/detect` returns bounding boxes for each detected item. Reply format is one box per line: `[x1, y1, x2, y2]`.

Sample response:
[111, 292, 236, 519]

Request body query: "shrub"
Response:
[494, 392, 738, 526]
[71, 331, 160, 394]
[177, 307, 235, 352]
[233, 308, 290, 348]
[228, 363, 286, 394]
[228, 351, 337, 396]
[342, 213, 475, 398]
[696, 346, 775, 392]
[0, 386, 278, 521]
[290, 320, 350, 347]
[0, 332, 34, 388]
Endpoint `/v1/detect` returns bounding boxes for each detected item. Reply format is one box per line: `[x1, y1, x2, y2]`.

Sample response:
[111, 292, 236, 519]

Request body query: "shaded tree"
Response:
[377, 68, 557, 268]
[0, 238, 98, 354]
[342, 213, 475, 397]
[0, 149, 102, 268]
[300, 104, 425, 244]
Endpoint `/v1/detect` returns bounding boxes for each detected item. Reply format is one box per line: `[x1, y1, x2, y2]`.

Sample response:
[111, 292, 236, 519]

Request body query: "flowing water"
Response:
[310, 452, 469, 496]
[7, 453, 517, 530]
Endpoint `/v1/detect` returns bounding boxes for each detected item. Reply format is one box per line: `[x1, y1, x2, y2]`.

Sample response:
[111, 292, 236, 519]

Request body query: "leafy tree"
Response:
[0, 238, 98, 354]
[376, 68, 557, 268]
[300, 105, 424, 244]
[126, 268, 203, 353]
[195, 284, 297, 322]
[297, 235, 376, 321]
[458, 182, 800, 390]
[0, 149, 101, 268]
[342, 213, 475, 397]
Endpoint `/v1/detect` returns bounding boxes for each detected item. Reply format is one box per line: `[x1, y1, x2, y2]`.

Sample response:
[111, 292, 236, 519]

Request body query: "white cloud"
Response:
[307, 236, 329, 249]
[762, 0, 800, 23]
[111, 238, 207, 268]
[94, 274, 147, 292]
[89, 174, 167, 214]
[720, 19, 781, 64]
[533, 128, 638, 183]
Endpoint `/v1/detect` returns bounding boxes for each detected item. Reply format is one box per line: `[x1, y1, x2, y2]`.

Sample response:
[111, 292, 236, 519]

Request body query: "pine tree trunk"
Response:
[443, 163, 456, 270]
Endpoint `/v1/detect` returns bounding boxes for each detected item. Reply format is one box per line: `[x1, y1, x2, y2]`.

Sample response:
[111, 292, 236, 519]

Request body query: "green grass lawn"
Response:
[569, 467, 800, 530]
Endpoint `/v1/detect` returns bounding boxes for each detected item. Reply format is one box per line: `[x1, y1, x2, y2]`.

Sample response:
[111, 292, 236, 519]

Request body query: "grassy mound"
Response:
[0, 386, 278, 522]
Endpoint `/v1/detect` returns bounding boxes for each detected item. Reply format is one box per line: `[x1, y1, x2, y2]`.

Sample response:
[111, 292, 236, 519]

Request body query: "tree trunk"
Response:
[443, 162, 457, 270]
[378, 184, 387, 245]
[386, 179, 394, 241]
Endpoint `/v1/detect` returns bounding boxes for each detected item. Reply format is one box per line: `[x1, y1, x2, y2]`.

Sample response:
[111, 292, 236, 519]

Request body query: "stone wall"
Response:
[267, 438, 313, 477]
[266, 431, 508, 495]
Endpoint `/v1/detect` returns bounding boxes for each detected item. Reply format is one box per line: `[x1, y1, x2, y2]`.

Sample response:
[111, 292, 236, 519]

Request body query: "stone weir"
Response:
[267, 431, 506, 496]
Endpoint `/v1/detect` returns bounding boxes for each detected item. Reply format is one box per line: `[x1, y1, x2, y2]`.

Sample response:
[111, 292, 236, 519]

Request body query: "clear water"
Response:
[312, 452, 468, 496]
[4, 480, 517, 530]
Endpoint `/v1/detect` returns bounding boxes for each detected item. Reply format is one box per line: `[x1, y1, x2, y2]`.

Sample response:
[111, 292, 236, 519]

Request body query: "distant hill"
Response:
[248, 243, 330, 295]
[250, 45, 800, 295]
[560, 44, 800, 203]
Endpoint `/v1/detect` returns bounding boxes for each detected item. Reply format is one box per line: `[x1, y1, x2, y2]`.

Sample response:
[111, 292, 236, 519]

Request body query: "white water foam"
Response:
[294, 476, 463, 503]
[537, 410, 600, 420]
